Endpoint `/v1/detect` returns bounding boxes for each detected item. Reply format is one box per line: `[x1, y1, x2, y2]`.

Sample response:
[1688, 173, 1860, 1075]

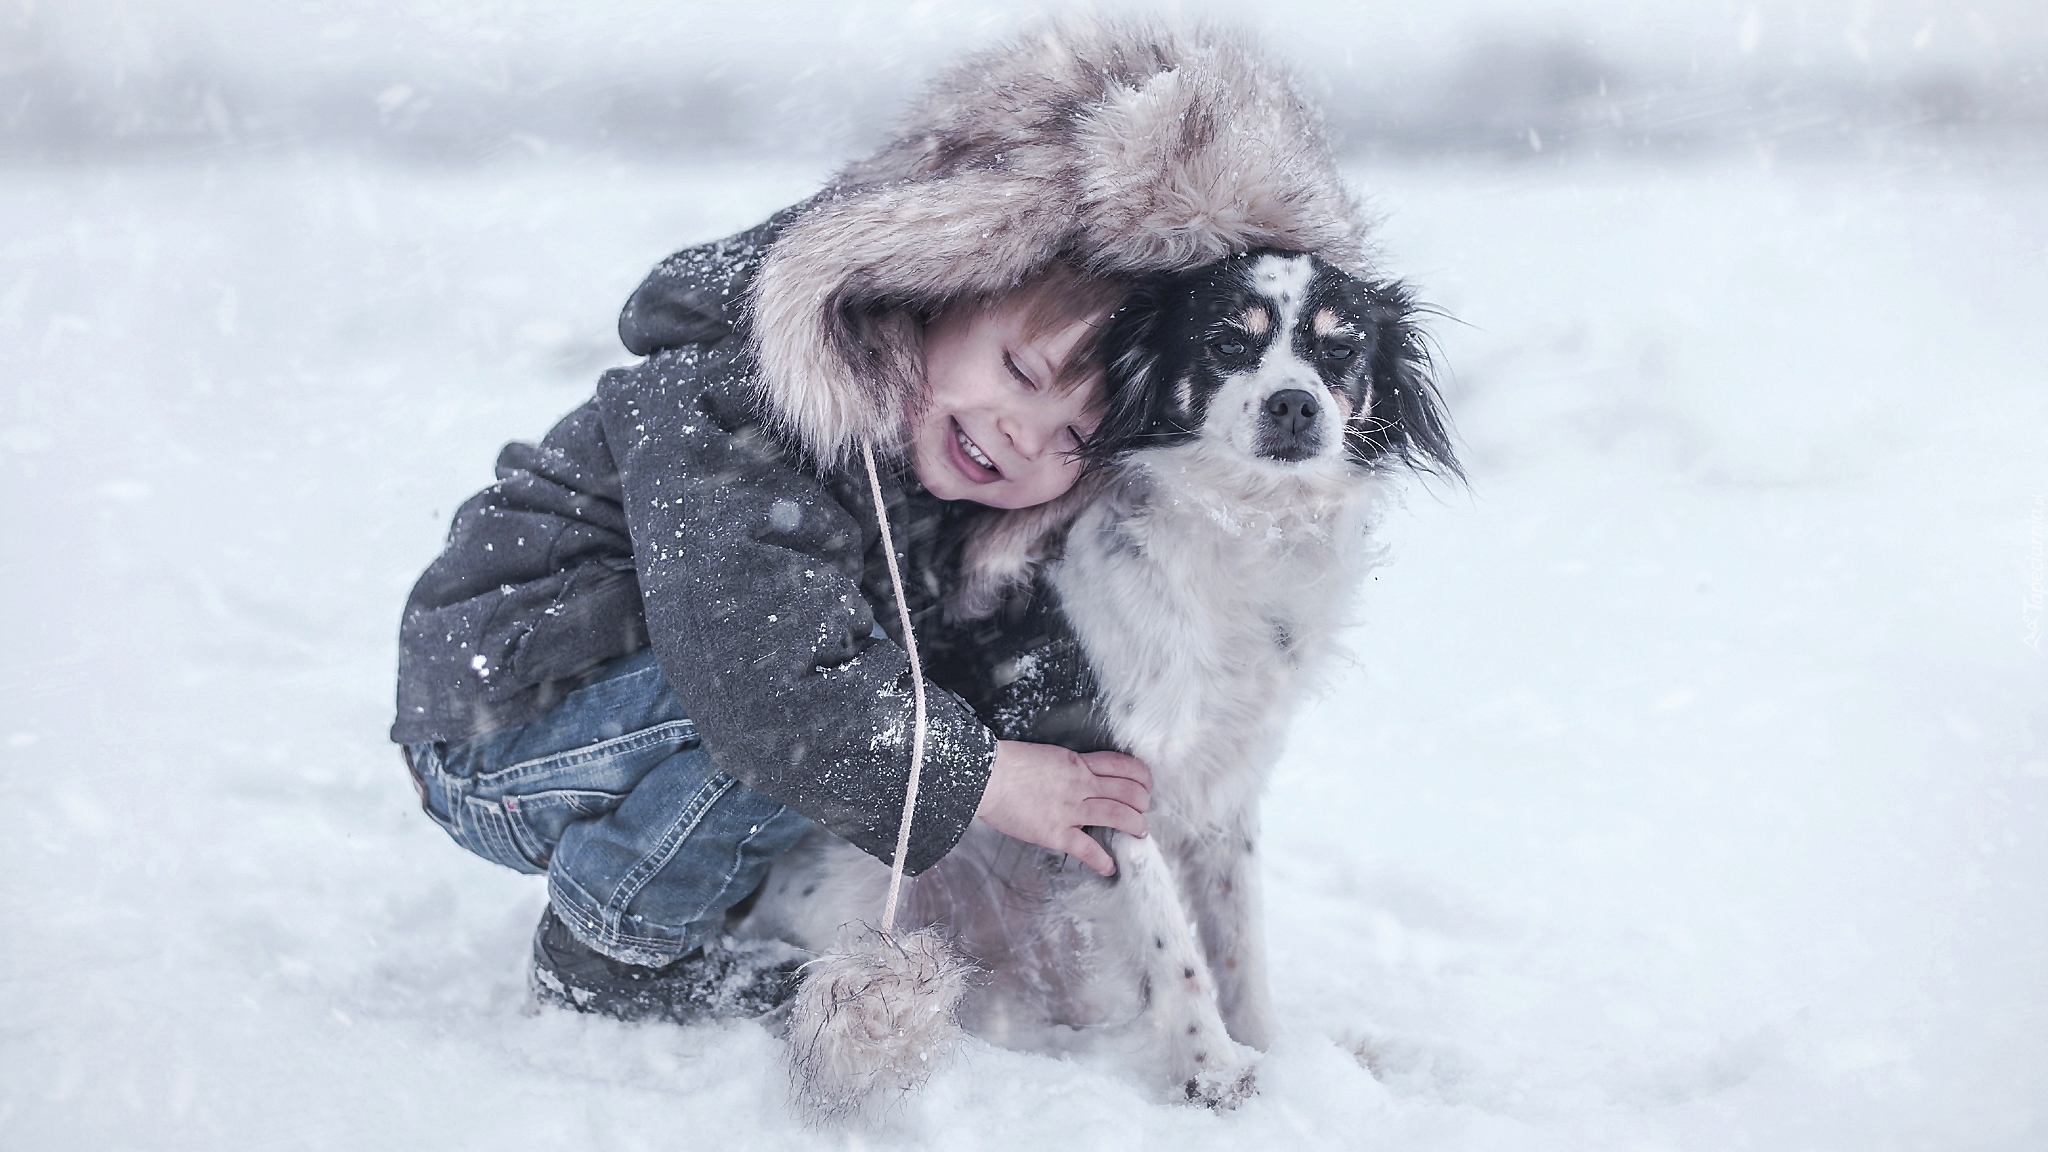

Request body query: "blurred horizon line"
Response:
[5, 4, 2047, 166]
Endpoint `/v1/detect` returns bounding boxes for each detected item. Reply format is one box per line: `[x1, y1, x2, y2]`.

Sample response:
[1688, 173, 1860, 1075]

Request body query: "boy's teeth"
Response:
[957, 427, 995, 470]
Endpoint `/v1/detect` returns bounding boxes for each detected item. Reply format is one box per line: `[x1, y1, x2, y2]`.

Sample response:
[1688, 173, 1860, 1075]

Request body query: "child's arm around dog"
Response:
[397, 213, 1146, 883]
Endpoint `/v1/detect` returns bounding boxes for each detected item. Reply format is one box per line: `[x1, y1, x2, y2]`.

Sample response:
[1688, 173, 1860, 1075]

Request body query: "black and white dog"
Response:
[738, 251, 1457, 1106]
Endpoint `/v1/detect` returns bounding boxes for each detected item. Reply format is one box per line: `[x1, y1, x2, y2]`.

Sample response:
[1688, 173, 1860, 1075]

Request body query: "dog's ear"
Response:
[1081, 275, 1177, 467]
[1360, 280, 1462, 480]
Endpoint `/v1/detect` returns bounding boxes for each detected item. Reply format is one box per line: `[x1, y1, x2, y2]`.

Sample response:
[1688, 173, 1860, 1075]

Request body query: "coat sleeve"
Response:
[594, 348, 997, 874]
[392, 402, 648, 743]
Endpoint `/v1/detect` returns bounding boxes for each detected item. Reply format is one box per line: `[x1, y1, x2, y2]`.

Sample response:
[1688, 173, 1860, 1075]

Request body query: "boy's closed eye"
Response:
[1003, 351, 1040, 392]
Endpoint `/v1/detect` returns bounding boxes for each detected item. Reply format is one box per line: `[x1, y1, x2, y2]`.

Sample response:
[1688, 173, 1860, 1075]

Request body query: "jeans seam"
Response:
[503, 802, 552, 868]
[505, 787, 627, 810]
[548, 871, 693, 962]
[474, 719, 699, 790]
[602, 771, 737, 921]
[682, 803, 796, 927]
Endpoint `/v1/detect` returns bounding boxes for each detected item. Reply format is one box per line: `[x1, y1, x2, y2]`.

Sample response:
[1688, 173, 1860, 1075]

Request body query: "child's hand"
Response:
[974, 740, 1153, 877]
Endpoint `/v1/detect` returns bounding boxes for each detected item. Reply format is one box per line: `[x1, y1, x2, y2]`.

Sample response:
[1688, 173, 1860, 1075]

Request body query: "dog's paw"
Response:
[1162, 1017, 1260, 1108]
[1182, 1059, 1259, 1110]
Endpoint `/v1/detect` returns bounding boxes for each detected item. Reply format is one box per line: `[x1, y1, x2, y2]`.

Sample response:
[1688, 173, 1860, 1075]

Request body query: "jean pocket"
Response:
[461, 722, 700, 873]
[494, 787, 629, 869]
[446, 793, 545, 875]
[412, 744, 556, 875]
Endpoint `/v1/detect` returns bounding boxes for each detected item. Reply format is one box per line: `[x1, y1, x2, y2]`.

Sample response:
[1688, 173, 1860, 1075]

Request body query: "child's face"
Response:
[908, 298, 1104, 510]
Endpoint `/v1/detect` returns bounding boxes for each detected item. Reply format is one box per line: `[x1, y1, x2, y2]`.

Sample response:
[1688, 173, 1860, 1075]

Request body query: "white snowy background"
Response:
[3, 1, 2045, 1149]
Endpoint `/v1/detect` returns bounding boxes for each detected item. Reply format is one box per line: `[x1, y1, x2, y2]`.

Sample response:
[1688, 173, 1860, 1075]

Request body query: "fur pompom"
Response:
[783, 926, 976, 1121]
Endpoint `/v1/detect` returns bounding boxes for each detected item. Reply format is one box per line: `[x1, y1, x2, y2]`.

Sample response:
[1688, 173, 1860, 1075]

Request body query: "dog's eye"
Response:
[1322, 344, 1355, 362]
[1213, 339, 1247, 358]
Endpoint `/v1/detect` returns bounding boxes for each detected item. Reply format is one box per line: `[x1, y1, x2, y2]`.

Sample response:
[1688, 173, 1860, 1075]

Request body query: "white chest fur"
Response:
[749, 447, 1392, 1107]
[1048, 444, 1382, 831]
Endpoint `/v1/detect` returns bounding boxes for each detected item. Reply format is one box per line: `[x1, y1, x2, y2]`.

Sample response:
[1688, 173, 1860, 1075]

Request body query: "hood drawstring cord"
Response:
[858, 439, 926, 934]
[782, 440, 972, 1122]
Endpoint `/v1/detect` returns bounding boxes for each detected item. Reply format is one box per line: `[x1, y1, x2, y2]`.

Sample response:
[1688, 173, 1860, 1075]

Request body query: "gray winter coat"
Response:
[392, 17, 1372, 873]
[393, 211, 998, 873]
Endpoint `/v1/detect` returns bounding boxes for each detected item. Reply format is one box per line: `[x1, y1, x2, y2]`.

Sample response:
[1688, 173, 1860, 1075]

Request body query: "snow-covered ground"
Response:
[2, 151, 2043, 1149]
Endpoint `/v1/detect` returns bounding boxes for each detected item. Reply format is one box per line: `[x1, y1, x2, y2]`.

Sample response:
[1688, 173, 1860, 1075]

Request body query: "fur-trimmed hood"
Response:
[748, 16, 1371, 468]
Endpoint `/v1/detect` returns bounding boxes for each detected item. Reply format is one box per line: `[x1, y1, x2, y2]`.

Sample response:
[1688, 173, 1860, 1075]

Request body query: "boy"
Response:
[397, 223, 1150, 1019]
[393, 17, 1376, 1023]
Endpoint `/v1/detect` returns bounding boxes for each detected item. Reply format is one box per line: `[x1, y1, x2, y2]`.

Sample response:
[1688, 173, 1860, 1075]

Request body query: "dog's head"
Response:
[1088, 252, 1459, 484]
[945, 252, 1457, 620]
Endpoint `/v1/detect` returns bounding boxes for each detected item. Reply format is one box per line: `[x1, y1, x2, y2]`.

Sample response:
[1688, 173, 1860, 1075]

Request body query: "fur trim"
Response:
[943, 470, 1107, 622]
[749, 16, 1368, 468]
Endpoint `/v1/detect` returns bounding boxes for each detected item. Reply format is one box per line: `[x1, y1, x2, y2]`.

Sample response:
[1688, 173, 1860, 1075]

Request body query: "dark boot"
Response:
[528, 904, 807, 1024]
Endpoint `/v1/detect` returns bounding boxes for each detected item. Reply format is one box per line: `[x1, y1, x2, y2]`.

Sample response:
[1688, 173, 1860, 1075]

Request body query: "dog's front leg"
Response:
[1111, 832, 1258, 1108]
[1169, 817, 1277, 1051]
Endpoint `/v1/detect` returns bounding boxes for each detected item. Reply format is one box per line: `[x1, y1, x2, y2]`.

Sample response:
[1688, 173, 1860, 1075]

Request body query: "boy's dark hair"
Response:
[950, 262, 1132, 394]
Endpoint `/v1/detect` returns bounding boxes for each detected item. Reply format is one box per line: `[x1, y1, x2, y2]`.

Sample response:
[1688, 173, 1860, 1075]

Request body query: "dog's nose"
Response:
[1264, 389, 1318, 436]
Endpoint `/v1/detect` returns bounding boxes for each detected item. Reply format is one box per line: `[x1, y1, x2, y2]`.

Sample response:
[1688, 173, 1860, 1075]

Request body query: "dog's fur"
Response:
[737, 252, 1457, 1105]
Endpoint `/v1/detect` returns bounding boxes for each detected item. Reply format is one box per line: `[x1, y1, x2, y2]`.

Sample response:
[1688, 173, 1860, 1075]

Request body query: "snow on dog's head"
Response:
[1090, 252, 1460, 488]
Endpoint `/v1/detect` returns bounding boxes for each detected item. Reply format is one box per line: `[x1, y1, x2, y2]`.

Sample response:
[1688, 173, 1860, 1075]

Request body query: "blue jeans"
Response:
[405, 647, 816, 966]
